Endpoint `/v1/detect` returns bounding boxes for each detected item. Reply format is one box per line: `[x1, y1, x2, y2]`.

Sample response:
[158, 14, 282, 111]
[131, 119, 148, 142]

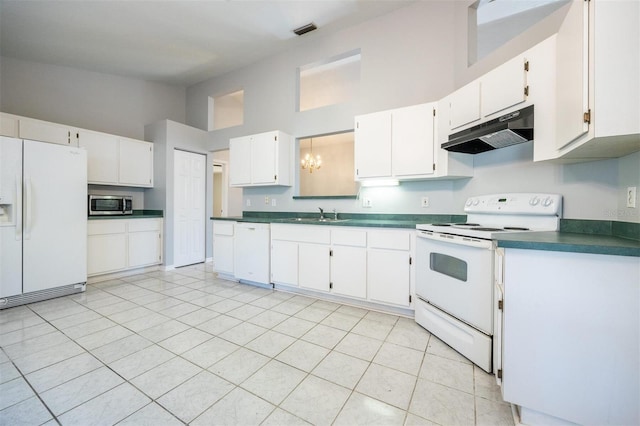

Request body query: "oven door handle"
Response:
[416, 230, 495, 250]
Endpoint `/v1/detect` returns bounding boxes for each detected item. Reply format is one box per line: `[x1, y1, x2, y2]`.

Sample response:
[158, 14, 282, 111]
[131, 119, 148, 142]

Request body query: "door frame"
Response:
[212, 159, 229, 218]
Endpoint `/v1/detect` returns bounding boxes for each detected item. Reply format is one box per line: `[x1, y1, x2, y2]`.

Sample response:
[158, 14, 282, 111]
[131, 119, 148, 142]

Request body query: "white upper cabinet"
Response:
[536, 0, 640, 161]
[19, 116, 77, 146]
[480, 56, 528, 118]
[356, 102, 472, 181]
[392, 103, 435, 178]
[119, 137, 153, 187]
[78, 129, 119, 184]
[448, 81, 481, 131]
[79, 131, 153, 187]
[354, 110, 392, 179]
[0, 113, 19, 138]
[229, 130, 292, 187]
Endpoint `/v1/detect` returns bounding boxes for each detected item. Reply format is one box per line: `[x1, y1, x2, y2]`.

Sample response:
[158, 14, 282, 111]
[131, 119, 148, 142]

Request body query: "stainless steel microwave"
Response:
[88, 195, 133, 216]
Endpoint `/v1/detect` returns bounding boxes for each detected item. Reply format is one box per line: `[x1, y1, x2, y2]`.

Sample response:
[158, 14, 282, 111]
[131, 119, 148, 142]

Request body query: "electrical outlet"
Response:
[421, 197, 430, 208]
[362, 197, 373, 208]
[264, 196, 270, 205]
[246, 198, 251, 207]
[627, 186, 637, 208]
[271, 198, 277, 207]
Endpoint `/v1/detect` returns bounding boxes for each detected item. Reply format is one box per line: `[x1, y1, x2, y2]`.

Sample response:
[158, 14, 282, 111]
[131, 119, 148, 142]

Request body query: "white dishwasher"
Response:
[234, 222, 271, 285]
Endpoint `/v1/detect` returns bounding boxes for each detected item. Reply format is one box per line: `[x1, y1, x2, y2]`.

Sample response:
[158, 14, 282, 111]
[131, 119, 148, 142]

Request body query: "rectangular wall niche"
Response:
[209, 89, 244, 131]
[298, 51, 361, 112]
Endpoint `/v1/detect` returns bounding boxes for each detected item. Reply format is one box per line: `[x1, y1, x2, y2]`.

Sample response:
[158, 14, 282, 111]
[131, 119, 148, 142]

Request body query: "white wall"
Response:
[0, 56, 186, 140]
[618, 151, 640, 223]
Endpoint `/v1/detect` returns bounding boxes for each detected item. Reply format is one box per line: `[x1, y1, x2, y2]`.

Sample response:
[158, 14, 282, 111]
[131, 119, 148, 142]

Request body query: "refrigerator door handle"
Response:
[24, 177, 32, 240]
[15, 174, 22, 240]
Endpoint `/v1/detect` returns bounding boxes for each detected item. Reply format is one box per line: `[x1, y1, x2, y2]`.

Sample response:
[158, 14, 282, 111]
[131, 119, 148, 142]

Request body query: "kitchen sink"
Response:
[288, 217, 350, 223]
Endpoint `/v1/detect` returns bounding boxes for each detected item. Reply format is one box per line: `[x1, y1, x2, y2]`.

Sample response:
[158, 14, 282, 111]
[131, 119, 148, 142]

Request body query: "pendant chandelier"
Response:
[301, 138, 322, 173]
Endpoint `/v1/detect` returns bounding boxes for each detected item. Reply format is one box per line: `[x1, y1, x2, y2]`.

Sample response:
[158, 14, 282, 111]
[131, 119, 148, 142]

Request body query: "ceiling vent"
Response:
[293, 22, 317, 36]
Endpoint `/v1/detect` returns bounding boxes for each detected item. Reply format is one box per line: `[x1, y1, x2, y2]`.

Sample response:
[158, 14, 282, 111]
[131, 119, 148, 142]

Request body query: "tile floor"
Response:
[0, 263, 515, 425]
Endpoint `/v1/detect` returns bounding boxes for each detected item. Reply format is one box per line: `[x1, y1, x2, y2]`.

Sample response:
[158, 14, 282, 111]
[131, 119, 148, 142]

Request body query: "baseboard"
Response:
[87, 265, 161, 283]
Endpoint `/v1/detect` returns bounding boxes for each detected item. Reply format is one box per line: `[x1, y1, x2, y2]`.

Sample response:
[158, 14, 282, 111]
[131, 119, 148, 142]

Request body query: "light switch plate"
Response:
[271, 198, 277, 207]
[421, 197, 430, 208]
[362, 197, 373, 208]
[246, 199, 251, 207]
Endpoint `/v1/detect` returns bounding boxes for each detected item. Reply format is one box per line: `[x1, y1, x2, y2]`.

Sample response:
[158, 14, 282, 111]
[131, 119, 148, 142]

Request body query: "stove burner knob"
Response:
[529, 196, 540, 206]
[542, 197, 553, 207]
[472, 199, 480, 206]
[465, 199, 473, 207]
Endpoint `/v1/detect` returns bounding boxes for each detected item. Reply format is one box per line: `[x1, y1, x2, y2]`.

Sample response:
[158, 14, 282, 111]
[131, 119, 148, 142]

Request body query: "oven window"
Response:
[430, 253, 468, 282]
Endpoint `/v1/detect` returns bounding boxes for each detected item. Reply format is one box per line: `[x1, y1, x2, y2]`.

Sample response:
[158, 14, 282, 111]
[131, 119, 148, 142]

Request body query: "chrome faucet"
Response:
[333, 208, 338, 220]
[318, 207, 325, 219]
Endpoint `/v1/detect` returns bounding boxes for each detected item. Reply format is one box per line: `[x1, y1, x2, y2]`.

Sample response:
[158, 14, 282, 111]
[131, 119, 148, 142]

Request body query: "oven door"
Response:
[416, 230, 495, 334]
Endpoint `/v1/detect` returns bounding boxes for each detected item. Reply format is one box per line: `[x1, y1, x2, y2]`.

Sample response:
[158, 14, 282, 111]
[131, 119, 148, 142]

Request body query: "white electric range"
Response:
[414, 193, 562, 372]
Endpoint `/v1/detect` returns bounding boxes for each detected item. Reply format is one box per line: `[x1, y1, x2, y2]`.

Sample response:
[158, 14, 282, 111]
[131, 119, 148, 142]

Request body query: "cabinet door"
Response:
[19, 118, 73, 146]
[392, 103, 435, 177]
[251, 132, 278, 184]
[449, 81, 481, 130]
[213, 234, 234, 276]
[271, 240, 298, 286]
[481, 56, 527, 118]
[368, 249, 410, 307]
[78, 129, 119, 184]
[128, 231, 161, 268]
[229, 136, 252, 186]
[119, 138, 153, 187]
[88, 234, 127, 275]
[354, 111, 392, 179]
[331, 245, 367, 299]
[298, 243, 330, 292]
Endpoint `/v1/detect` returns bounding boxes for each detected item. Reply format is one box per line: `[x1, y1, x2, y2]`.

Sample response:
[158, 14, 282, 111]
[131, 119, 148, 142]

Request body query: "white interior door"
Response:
[174, 149, 206, 267]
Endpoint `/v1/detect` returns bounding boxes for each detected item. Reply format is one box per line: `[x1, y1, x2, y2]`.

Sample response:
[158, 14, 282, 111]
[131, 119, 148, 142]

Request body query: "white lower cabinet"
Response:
[212, 221, 235, 278]
[299, 243, 330, 292]
[270, 224, 413, 310]
[88, 218, 163, 276]
[330, 229, 367, 299]
[367, 229, 412, 307]
[234, 222, 270, 285]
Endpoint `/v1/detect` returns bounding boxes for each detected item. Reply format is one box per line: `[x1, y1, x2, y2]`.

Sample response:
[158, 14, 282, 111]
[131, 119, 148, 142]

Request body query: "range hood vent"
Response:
[443, 105, 534, 154]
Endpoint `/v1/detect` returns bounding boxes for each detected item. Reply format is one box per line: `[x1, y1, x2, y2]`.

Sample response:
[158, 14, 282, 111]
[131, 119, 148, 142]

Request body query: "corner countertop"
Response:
[88, 210, 163, 220]
[496, 219, 640, 257]
[211, 212, 466, 229]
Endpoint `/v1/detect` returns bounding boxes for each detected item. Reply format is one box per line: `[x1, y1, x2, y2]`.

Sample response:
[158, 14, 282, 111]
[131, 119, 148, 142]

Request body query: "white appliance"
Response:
[0, 136, 87, 309]
[415, 193, 562, 372]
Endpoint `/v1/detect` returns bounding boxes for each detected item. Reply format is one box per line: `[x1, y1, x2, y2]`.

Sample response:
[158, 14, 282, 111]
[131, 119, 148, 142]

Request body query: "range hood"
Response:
[442, 105, 534, 154]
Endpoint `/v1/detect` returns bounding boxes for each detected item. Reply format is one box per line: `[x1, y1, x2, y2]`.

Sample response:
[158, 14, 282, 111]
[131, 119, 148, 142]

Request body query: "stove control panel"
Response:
[464, 193, 562, 215]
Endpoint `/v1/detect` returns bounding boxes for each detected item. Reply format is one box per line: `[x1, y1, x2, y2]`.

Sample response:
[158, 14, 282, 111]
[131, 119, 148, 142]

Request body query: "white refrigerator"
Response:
[0, 136, 87, 308]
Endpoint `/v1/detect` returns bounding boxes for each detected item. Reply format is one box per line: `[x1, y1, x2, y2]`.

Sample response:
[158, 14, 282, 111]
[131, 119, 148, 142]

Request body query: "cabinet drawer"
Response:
[332, 229, 367, 247]
[214, 221, 235, 236]
[271, 224, 330, 244]
[368, 230, 410, 250]
[128, 218, 161, 232]
[88, 220, 127, 236]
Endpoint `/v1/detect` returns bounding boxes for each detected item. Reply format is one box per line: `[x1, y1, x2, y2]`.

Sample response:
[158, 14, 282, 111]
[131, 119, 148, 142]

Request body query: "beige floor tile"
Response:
[312, 351, 369, 389]
[158, 328, 212, 354]
[409, 378, 475, 425]
[320, 312, 361, 331]
[241, 360, 306, 404]
[109, 345, 175, 380]
[261, 408, 312, 426]
[334, 332, 383, 361]
[90, 334, 153, 364]
[276, 340, 330, 372]
[191, 387, 274, 426]
[245, 330, 296, 357]
[218, 321, 267, 346]
[351, 318, 395, 340]
[426, 336, 472, 365]
[356, 363, 417, 410]
[195, 314, 241, 335]
[301, 324, 347, 349]
[373, 341, 425, 376]
[208, 347, 270, 384]
[181, 337, 239, 369]
[0, 396, 52, 425]
[419, 353, 474, 394]
[175, 307, 220, 327]
[475, 396, 516, 426]
[25, 352, 102, 393]
[386, 321, 431, 351]
[0, 377, 35, 410]
[281, 375, 351, 426]
[118, 402, 183, 426]
[273, 317, 316, 338]
[247, 309, 290, 328]
[334, 391, 406, 425]
[130, 357, 202, 399]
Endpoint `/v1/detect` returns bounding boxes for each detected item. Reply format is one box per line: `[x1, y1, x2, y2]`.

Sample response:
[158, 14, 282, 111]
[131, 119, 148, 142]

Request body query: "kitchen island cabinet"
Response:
[495, 246, 639, 425]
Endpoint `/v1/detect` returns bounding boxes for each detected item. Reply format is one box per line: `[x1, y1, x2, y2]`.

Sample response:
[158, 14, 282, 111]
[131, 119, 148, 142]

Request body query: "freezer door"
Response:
[0, 136, 23, 298]
[22, 140, 87, 293]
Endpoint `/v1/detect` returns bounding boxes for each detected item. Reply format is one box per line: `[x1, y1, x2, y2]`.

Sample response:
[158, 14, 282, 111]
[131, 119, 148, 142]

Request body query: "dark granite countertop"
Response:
[88, 210, 163, 220]
[211, 212, 466, 229]
[496, 219, 640, 257]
